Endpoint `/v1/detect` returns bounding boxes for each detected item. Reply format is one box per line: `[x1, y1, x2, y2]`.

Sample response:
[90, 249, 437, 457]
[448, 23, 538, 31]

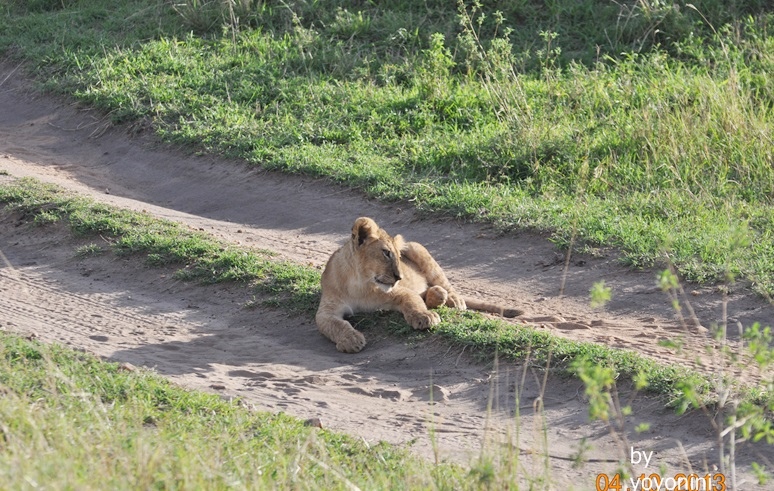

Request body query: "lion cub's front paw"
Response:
[406, 310, 441, 330]
[336, 329, 367, 353]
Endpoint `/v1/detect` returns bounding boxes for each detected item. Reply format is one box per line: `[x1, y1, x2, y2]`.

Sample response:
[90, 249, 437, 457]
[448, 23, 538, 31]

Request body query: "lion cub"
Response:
[315, 217, 522, 353]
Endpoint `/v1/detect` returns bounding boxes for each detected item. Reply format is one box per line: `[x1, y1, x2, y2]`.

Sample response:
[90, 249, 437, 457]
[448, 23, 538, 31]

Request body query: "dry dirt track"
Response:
[1, 63, 773, 488]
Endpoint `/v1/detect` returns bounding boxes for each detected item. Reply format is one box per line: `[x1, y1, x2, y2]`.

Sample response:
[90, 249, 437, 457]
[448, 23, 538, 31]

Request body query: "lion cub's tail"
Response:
[464, 298, 523, 318]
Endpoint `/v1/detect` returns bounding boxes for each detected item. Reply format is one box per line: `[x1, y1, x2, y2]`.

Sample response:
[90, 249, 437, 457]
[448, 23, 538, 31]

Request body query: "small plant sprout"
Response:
[75, 243, 104, 258]
[590, 280, 612, 309]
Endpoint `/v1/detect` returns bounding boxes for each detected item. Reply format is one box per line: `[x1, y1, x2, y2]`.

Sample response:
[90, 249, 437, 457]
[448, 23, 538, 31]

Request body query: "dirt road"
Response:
[1, 64, 772, 488]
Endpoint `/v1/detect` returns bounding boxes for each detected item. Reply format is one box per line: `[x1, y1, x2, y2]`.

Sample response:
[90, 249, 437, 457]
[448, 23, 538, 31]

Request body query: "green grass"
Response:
[2, 177, 772, 414]
[0, 0, 772, 296]
[0, 331, 476, 490]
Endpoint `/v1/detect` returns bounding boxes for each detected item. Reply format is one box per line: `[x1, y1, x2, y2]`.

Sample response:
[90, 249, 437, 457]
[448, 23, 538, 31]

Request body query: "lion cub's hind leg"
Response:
[424, 285, 449, 309]
[401, 241, 466, 310]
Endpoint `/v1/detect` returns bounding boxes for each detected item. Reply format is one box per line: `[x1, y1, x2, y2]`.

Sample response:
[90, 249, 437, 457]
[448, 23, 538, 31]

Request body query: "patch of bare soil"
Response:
[1, 63, 772, 488]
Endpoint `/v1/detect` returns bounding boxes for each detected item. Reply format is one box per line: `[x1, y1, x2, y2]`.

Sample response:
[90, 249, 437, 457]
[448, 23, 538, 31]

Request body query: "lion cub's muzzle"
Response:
[374, 271, 402, 292]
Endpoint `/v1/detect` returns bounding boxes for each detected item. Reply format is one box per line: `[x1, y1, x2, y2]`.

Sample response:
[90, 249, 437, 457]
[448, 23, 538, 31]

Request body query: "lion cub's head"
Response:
[351, 217, 404, 292]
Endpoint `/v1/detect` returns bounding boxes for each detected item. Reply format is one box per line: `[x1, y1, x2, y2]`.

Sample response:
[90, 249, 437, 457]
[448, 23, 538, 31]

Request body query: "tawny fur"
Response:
[315, 217, 523, 353]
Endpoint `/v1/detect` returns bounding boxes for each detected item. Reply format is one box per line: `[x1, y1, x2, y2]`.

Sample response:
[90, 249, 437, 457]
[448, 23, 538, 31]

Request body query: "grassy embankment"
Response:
[0, 0, 772, 295]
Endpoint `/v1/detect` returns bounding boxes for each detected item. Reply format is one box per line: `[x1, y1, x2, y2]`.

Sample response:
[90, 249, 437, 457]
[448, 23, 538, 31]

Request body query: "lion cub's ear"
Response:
[393, 234, 405, 254]
[352, 217, 379, 246]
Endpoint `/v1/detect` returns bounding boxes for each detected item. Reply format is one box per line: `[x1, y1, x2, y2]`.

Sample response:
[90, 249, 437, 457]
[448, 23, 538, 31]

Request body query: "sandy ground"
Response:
[1, 62, 772, 489]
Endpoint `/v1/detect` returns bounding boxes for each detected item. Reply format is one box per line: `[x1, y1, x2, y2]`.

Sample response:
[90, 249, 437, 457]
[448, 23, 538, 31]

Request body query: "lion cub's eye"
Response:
[382, 249, 392, 259]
